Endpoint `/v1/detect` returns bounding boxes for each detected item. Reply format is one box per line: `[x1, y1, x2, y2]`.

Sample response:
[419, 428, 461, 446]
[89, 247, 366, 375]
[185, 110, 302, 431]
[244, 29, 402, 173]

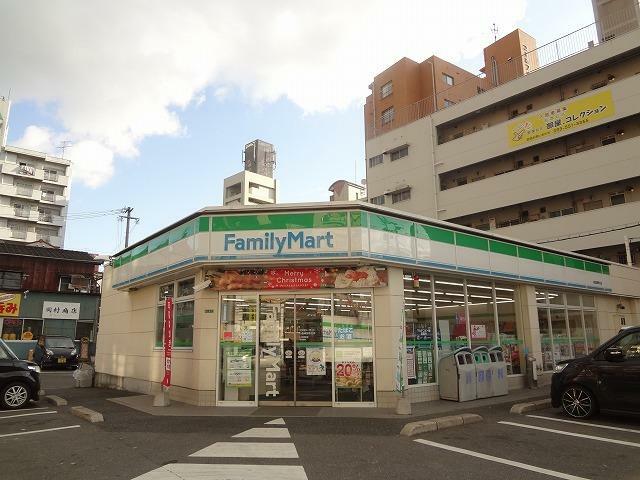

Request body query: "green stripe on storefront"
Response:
[543, 252, 565, 266]
[169, 222, 195, 243]
[131, 244, 148, 261]
[369, 213, 414, 236]
[198, 216, 210, 233]
[518, 246, 543, 262]
[565, 257, 585, 270]
[456, 232, 489, 251]
[602, 265, 610, 275]
[416, 224, 455, 244]
[149, 234, 170, 253]
[349, 211, 368, 227]
[211, 212, 348, 231]
[490, 240, 518, 257]
[585, 261, 602, 273]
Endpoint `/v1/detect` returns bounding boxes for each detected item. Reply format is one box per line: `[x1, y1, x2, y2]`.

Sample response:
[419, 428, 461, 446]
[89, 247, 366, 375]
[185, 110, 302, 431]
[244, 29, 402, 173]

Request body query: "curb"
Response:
[45, 395, 67, 406]
[71, 406, 104, 423]
[400, 413, 483, 436]
[510, 399, 552, 414]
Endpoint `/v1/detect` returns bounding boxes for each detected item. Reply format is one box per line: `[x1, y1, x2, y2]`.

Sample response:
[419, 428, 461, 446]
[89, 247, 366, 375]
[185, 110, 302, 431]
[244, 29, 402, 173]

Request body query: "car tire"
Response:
[1, 381, 31, 410]
[561, 385, 597, 419]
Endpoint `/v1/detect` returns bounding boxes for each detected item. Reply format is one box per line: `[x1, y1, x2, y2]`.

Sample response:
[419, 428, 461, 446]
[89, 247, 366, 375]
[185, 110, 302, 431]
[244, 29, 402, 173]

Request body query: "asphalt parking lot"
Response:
[2, 372, 639, 479]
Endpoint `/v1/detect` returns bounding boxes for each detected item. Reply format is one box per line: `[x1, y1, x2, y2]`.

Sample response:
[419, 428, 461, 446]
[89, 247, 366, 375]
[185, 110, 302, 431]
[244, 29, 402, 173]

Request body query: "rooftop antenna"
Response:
[491, 23, 499, 42]
[57, 140, 73, 159]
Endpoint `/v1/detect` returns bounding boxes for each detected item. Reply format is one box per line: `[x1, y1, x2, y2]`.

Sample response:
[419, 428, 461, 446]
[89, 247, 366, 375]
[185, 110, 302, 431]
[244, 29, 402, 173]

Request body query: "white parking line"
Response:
[527, 415, 640, 434]
[414, 439, 589, 480]
[0, 407, 49, 414]
[0, 425, 80, 438]
[132, 463, 308, 480]
[499, 421, 640, 448]
[233, 427, 290, 438]
[190, 442, 299, 458]
[0, 411, 57, 420]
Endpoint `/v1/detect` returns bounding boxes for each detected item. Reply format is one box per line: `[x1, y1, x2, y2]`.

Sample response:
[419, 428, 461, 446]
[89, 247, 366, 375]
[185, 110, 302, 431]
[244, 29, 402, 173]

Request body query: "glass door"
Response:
[258, 295, 333, 406]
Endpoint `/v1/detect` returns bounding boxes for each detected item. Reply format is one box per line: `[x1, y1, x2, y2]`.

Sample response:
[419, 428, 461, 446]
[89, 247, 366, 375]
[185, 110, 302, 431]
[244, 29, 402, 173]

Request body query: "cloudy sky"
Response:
[2, 0, 595, 254]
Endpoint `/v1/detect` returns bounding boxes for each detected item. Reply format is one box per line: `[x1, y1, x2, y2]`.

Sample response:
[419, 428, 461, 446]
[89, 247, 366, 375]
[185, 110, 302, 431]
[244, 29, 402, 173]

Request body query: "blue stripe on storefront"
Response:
[194, 255, 208, 262]
[545, 279, 568, 286]
[519, 275, 546, 283]
[457, 265, 493, 275]
[416, 259, 458, 270]
[567, 282, 585, 288]
[370, 253, 417, 264]
[490, 271, 520, 279]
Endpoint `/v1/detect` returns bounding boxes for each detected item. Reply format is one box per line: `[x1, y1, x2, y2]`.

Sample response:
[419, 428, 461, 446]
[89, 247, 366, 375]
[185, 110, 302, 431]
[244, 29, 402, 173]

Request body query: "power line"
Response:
[118, 207, 140, 248]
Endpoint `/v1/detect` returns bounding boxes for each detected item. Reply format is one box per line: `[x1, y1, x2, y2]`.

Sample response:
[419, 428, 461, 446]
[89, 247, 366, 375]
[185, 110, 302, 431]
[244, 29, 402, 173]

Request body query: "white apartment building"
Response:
[223, 139, 279, 207]
[0, 98, 71, 248]
[365, 5, 640, 268]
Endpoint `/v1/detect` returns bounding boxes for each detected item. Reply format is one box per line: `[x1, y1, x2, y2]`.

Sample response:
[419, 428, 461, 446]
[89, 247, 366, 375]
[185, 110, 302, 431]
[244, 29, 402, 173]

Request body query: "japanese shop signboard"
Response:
[0, 293, 21, 317]
[42, 301, 80, 320]
[508, 90, 615, 147]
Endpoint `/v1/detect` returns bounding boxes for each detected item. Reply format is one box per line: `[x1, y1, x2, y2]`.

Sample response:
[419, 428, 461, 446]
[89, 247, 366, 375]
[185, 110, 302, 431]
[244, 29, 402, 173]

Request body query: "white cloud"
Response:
[13, 125, 114, 188]
[1, 0, 527, 185]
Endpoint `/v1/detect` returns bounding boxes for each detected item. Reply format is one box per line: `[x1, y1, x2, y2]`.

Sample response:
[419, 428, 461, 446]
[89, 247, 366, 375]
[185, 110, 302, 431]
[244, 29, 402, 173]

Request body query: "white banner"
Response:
[42, 301, 80, 320]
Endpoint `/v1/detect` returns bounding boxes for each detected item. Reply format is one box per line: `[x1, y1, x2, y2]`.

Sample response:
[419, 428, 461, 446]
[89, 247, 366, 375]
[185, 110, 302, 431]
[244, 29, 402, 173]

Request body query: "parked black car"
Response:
[551, 325, 640, 418]
[0, 338, 40, 409]
[36, 335, 79, 369]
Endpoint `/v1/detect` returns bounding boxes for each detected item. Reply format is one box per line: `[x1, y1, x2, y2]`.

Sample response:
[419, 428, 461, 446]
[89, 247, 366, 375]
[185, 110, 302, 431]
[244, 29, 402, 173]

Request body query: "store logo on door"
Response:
[223, 230, 335, 255]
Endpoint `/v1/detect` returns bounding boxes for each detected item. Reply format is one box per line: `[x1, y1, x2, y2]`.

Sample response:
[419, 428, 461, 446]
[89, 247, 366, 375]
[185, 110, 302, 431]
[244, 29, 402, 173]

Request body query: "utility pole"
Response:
[119, 207, 140, 248]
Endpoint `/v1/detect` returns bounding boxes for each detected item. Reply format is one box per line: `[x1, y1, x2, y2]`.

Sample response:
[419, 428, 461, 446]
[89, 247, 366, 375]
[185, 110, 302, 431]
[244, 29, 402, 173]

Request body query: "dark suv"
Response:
[0, 338, 41, 409]
[551, 325, 640, 418]
[38, 335, 78, 369]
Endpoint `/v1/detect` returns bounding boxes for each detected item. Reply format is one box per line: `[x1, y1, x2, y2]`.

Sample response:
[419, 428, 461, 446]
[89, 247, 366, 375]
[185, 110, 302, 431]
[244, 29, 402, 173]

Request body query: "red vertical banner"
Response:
[161, 296, 173, 388]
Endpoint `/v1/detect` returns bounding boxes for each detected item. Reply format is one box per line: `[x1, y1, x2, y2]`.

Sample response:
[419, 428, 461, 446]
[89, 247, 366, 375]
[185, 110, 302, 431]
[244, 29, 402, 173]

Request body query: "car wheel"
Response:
[561, 385, 597, 419]
[1, 382, 31, 410]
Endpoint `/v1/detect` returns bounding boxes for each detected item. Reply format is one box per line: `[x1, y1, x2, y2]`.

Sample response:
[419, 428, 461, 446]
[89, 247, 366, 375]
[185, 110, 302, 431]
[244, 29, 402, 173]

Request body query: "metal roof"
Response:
[0, 243, 102, 264]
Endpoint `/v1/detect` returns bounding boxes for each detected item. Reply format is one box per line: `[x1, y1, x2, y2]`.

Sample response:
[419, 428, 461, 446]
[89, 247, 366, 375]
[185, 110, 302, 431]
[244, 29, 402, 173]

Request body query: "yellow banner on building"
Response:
[508, 90, 615, 147]
[0, 293, 21, 317]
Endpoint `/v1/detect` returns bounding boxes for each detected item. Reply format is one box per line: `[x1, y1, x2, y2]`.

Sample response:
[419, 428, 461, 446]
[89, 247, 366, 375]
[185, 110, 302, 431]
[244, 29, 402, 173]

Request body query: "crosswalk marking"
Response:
[189, 442, 299, 458]
[131, 463, 308, 480]
[265, 417, 286, 425]
[233, 427, 290, 438]
[499, 421, 640, 448]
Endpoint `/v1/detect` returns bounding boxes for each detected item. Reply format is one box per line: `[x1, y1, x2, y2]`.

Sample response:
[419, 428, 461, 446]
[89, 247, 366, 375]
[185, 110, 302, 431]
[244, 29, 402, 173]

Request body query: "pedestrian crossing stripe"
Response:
[265, 417, 286, 425]
[189, 442, 299, 458]
[131, 463, 308, 480]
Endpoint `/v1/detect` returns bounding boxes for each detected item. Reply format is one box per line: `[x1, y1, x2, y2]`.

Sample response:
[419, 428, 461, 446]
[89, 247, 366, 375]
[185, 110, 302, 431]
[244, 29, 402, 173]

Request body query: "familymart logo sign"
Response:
[223, 230, 335, 255]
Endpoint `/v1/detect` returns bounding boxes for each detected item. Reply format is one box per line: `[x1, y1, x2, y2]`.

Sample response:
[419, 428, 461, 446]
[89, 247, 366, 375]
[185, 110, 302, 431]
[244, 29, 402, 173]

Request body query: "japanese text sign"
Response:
[508, 90, 615, 147]
[42, 301, 80, 320]
[162, 297, 173, 388]
[0, 293, 21, 317]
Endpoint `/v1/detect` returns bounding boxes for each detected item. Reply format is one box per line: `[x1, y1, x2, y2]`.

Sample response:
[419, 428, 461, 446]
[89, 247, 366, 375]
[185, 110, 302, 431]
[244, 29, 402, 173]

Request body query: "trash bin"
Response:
[73, 363, 94, 388]
[489, 346, 508, 396]
[472, 346, 492, 399]
[438, 347, 477, 402]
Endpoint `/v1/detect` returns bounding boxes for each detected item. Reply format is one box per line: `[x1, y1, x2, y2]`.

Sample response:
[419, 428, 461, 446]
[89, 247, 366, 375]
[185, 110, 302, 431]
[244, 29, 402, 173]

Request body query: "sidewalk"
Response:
[106, 386, 550, 419]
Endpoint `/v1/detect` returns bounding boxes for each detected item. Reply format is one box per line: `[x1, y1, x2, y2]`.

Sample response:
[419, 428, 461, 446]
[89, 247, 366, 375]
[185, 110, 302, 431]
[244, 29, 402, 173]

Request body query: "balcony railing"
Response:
[14, 209, 30, 219]
[366, 2, 640, 139]
[38, 213, 53, 223]
[41, 192, 56, 202]
[10, 229, 27, 240]
[43, 171, 59, 182]
[18, 165, 36, 176]
[16, 186, 34, 197]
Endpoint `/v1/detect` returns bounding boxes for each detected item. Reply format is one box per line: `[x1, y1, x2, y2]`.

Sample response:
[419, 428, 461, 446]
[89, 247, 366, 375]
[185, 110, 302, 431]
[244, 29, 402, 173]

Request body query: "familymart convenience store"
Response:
[96, 202, 640, 408]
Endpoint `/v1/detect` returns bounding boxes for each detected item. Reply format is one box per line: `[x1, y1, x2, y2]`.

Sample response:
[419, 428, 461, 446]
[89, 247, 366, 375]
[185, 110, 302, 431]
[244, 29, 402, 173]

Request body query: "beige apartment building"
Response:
[364, 4, 640, 268]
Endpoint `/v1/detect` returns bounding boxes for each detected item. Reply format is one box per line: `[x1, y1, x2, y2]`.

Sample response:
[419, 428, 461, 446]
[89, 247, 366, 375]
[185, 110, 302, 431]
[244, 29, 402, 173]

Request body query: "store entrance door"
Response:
[258, 296, 332, 406]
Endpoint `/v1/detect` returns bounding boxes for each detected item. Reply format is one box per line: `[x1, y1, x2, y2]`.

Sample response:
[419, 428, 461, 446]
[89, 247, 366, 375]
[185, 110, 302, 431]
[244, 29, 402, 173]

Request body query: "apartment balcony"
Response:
[496, 201, 640, 252]
[42, 171, 70, 187]
[0, 163, 45, 181]
[434, 74, 640, 173]
[0, 183, 41, 201]
[40, 192, 67, 206]
[0, 227, 62, 246]
[37, 213, 65, 227]
[437, 136, 640, 220]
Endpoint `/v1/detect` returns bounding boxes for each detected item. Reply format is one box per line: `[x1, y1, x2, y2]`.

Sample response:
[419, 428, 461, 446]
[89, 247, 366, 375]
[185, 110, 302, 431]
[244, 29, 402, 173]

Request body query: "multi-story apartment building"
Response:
[0, 98, 71, 247]
[364, 4, 640, 267]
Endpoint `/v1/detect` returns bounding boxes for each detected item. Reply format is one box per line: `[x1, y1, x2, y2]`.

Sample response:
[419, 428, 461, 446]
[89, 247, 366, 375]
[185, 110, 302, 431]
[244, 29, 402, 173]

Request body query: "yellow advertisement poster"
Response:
[0, 292, 21, 317]
[508, 90, 615, 147]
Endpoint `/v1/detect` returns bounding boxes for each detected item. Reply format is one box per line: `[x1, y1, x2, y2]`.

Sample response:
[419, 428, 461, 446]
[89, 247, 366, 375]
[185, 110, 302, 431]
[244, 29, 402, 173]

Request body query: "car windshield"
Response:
[0, 339, 19, 360]
[46, 337, 75, 348]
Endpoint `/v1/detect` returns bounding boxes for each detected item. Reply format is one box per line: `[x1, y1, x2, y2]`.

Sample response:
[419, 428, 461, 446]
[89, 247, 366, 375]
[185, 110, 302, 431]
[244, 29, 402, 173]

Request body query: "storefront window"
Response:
[568, 310, 586, 357]
[467, 280, 496, 348]
[434, 276, 467, 354]
[177, 278, 195, 297]
[582, 295, 595, 308]
[583, 311, 599, 353]
[1, 318, 23, 340]
[155, 306, 164, 348]
[550, 308, 572, 363]
[174, 301, 194, 347]
[23, 319, 43, 340]
[404, 273, 436, 385]
[75, 321, 93, 341]
[566, 293, 581, 307]
[538, 308, 553, 371]
[334, 293, 374, 403]
[158, 283, 174, 301]
[549, 291, 564, 306]
[219, 295, 257, 402]
[535, 290, 547, 304]
[495, 284, 521, 374]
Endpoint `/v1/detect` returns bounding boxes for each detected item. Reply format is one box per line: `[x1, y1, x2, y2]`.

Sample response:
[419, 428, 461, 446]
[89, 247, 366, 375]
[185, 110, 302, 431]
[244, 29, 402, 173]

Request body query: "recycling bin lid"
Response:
[472, 346, 489, 353]
[453, 346, 473, 355]
[488, 345, 503, 352]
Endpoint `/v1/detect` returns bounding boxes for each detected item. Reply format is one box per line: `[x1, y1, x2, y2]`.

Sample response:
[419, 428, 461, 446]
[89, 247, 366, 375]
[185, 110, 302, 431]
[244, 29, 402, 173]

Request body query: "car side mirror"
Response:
[604, 347, 625, 362]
